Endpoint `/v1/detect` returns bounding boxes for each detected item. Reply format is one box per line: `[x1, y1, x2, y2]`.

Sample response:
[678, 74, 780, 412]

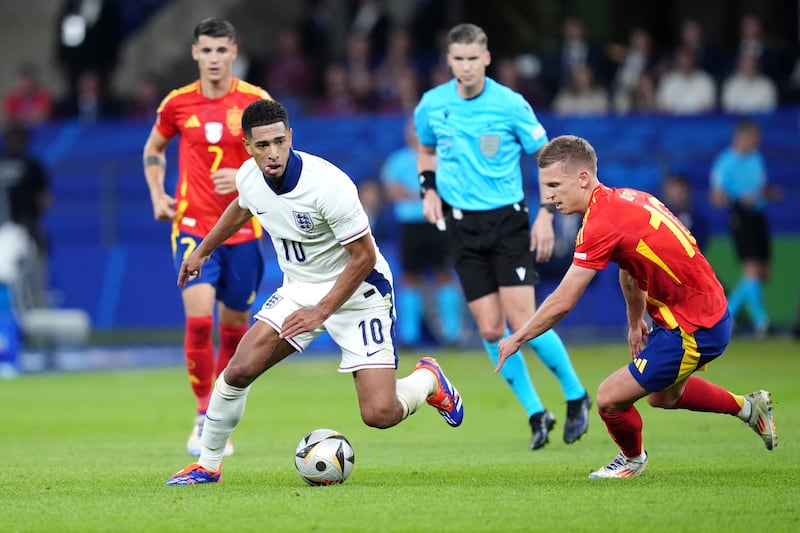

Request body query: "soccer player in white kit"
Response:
[166, 99, 464, 485]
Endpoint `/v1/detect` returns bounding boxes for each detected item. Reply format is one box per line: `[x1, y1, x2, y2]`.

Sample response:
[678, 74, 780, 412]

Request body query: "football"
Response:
[294, 429, 355, 486]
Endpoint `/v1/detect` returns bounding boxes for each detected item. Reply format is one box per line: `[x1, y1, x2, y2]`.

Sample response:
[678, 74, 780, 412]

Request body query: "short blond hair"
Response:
[447, 23, 488, 48]
[537, 135, 598, 174]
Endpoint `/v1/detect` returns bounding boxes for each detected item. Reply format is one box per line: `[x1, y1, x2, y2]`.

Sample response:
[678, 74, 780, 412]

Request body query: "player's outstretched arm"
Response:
[496, 264, 596, 371]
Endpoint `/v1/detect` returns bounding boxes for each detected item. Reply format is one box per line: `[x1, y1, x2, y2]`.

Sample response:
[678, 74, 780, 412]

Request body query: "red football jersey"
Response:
[573, 185, 727, 332]
[155, 78, 271, 244]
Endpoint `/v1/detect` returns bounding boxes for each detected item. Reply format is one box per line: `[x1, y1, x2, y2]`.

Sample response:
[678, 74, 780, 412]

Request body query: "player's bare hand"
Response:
[627, 319, 649, 357]
[279, 307, 326, 341]
[421, 189, 444, 226]
[530, 211, 555, 262]
[151, 193, 177, 221]
[211, 167, 238, 195]
[495, 336, 523, 372]
[177, 253, 209, 287]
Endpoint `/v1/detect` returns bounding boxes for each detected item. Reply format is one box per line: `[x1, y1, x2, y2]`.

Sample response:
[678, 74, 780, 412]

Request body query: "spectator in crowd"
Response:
[348, 0, 390, 65]
[675, 17, 724, 80]
[552, 62, 609, 116]
[662, 174, 709, 251]
[611, 27, 656, 110]
[614, 71, 659, 115]
[721, 54, 778, 114]
[373, 27, 425, 109]
[375, 65, 421, 114]
[260, 27, 317, 112]
[732, 13, 784, 82]
[657, 46, 717, 114]
[122, 71, 162, 120]
[315, 63, 363, 116]
[494, 55, 549, 109]
[710, 120, 780, 337]
[55, 69, 120, 121]
[55, 0, 122, 103]
[2, 63, 53, 126]
[300, 0, 336, 73]
[547, 16, 609, 98]
[380, 119, 463, 347]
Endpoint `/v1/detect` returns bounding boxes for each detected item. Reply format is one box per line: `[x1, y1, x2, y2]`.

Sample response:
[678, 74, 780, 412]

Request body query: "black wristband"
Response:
[540, 203, 556, 214]
[419, 170, 436, 198]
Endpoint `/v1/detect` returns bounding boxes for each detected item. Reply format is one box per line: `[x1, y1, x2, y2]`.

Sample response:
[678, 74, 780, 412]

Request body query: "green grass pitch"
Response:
[2, 338, 798, 532]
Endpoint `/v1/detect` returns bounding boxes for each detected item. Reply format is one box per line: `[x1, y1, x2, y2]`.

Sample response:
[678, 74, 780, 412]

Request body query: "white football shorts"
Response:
[254, 280, 398, 372]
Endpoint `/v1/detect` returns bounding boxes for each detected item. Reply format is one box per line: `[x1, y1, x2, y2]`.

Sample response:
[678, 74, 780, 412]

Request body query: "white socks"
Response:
[395, 368, 436, 419]
[198, 375, 250, 472]
[737, 398, 752, 422]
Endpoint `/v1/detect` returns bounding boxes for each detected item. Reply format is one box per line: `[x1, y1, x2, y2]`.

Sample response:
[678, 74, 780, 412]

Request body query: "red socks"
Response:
[184, 316, 214, 413]
[671, 375, 743, 415]
[599, 407, 643, 458]
[218, 324, 247, 377]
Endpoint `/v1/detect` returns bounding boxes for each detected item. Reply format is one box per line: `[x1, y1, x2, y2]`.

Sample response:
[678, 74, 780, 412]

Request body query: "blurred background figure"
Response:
[710, 120, 781, 337]
[614, 71, 658, 114]
[0, 122, 52, 377]
[552, 62, 609, 116]
[721, 54, 778, 114]
[662, 174, 709, 251]
[0, 123, 51, 296]
[55, 69, 120, 121]
[547, 16, 609, 99]
[657, 45, 717, 114]
[2, 63, 54, 127]
[55, 0, 122, 105]
[379, 120, 462, 347]
[122, 71, 162, 120]
[610, 27, 657, 114]
[260, 26, 317, 114]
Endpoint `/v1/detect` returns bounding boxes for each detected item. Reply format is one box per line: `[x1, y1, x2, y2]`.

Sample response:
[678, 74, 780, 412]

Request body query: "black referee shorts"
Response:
[444, 201, 539, 302]
[729, 203, 771, 262]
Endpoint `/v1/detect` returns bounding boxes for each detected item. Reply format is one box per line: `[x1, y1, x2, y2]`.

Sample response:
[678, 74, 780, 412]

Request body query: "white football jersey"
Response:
[236, 149, 391, 284]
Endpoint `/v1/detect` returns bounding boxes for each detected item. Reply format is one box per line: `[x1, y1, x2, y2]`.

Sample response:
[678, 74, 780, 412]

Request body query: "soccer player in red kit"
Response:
[497, 135, 776, 478]
[142, 18, 271, 457]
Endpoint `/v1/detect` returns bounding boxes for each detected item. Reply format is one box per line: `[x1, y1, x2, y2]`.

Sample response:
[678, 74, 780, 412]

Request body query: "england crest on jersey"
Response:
[205, 122, 223, 144]
[293, 211, 314, 232]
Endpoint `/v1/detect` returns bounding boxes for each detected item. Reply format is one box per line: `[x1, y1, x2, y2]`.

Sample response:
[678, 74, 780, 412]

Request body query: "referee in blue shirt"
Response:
[414, 23, 590, 449]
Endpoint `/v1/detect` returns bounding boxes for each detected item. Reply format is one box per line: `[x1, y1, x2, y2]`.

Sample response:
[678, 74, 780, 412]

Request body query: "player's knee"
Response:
[222, 359, 258, 388]
[359, 404, 396, 429]
[478, 325, 505, 343]
[595, 385, 624, 413]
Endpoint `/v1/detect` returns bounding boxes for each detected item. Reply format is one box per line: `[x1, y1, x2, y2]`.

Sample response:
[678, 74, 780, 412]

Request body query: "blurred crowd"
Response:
[3, 2, 800, 127]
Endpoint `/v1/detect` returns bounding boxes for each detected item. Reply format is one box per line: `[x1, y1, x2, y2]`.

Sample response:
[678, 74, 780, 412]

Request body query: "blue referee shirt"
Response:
[414, 77, 548, 211]
[710, 148, 767, 211]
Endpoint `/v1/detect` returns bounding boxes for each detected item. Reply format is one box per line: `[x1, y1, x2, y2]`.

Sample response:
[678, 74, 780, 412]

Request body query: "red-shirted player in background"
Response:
[497, 135, 776, 478]
[142, 18, 271, 457]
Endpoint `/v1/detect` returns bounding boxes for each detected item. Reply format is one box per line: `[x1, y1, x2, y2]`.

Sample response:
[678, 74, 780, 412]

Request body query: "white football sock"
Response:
[198, 374, 250, 472]
[737, 398, 752, 422]
[395, 368, 436, 419]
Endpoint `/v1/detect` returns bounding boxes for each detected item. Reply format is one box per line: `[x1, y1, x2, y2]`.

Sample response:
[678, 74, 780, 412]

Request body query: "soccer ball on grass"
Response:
[294, 429, 355, 485]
